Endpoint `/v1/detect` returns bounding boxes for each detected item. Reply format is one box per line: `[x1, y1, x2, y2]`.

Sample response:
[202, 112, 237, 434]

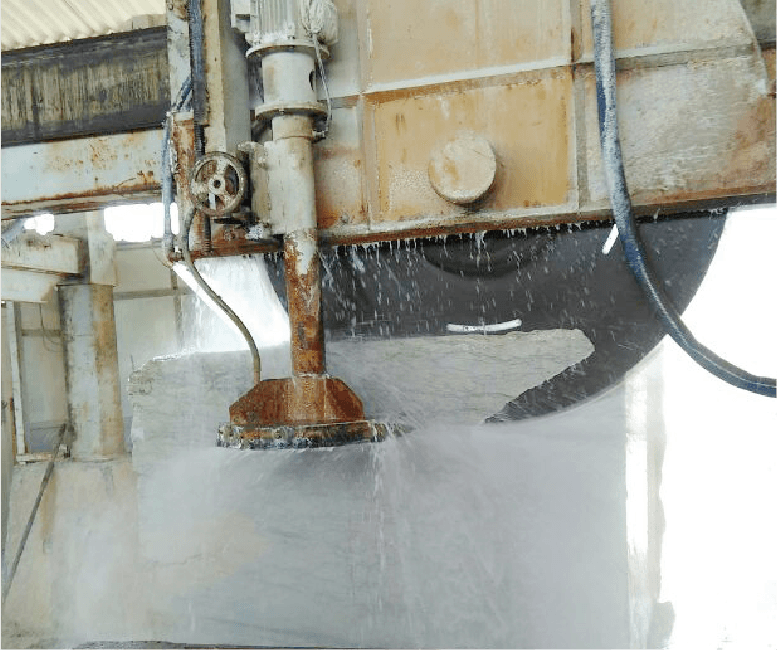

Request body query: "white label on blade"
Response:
[447, 319, 522, 334]
[602, 224, 619, 254]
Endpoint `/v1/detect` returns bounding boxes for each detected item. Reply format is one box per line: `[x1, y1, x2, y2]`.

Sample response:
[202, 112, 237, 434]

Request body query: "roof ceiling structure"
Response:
[1, 0, 165, 51]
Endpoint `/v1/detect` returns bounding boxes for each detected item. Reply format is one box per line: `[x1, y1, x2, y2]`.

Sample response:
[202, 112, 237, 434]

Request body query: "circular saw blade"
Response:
[266, 211, 725, 419]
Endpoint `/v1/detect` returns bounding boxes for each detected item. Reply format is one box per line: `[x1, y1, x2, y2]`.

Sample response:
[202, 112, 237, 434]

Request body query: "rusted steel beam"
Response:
[170, 116, 198, 241]
[3, 20, 773, 242]
[1, 130, 162, 217]
[284, 230, 325, 375]
[317, 193, 775, 248]
[1, 27, 169, 146]
[1, 232, 82, 275]
[171, 190, 774, 256]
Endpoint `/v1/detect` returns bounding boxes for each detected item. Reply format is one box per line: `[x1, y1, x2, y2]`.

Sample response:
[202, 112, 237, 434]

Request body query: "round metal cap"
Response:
[428, 131, 497, 205]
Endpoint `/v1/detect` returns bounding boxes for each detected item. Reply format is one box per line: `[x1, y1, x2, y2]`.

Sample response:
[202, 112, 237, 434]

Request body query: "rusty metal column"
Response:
[260, 49, 327, 376]
[224, 4, 384, 446]
[285, 230, 325, 374]
[274, 115, 324, 375]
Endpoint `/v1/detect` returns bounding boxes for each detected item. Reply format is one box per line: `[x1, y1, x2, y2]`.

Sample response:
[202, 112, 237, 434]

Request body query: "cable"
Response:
[300, 0, 336, 139]
[164, 75, 260, 383]
[162, 77, 193, 265]
[181, 207, 262, 384]
[312, 35, 332, 139]
[2, 423, 68, 607]
[174, 76, 193, 112]
[589, 0, 775, 397]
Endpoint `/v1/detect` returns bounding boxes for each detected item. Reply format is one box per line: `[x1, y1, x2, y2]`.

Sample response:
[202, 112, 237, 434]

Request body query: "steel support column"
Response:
[58, 212, 124, 460]
[272, 115, 325, 375]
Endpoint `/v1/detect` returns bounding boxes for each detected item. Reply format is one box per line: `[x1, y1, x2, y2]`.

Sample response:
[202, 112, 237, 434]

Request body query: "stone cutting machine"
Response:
[161, 0, 776, 449]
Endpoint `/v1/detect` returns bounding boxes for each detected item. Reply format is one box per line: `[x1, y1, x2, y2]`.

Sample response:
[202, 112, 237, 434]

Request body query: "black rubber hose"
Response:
[181, 207, 262, 384]
[590, 0, 775, 397]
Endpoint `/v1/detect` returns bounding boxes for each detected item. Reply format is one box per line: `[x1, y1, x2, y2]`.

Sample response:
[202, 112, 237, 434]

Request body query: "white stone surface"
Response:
[4, 328, 623, 648]
[328, 330, 594, 426]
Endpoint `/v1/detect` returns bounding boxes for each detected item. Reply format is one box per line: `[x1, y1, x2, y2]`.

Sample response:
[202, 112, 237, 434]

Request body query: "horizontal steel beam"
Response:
[1, 27, 169, 146]
[1, 233, 82, 274]
[1, 232, 84, 302]
[1, 11, 773, 245]
[2, 270, 62, 303]
[1, 130, 162, 217]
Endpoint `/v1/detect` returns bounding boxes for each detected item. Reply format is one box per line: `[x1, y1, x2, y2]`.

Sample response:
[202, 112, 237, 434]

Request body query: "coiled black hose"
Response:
[590, 0, 775, 397]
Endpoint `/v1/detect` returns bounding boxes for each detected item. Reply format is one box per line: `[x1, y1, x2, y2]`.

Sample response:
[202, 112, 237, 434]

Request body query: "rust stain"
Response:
[313, 144, 362, 159]
[635, 181, 777, 208]
[570, 27, 578, 64]
[367, 66, 567, 104]
[2, 183, 160, 209]
[313, 149, 367, 230]
[284, 232, 325, 375]
[170, 0, 189, 21]
[371, 72, 572, 224]
[229, 376, 365, 428]
[570, 27, 578, 80]
[733, 98, 772, 153]
[170, 117, 203, 250]
[367, 0, 566, 85]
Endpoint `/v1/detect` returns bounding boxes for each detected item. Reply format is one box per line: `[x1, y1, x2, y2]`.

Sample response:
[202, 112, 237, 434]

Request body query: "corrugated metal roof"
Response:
[1, 0, 165, 51]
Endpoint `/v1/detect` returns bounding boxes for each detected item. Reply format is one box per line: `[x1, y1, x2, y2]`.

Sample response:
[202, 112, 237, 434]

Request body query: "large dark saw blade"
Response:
[266, 211, 725, 420]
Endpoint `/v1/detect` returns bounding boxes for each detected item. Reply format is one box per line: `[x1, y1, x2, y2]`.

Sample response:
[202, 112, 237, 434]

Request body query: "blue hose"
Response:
[590, 0, 775, 397]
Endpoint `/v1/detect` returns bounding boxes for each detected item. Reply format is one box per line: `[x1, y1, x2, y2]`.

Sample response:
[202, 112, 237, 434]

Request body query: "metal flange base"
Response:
[217, 420, 395, 450]
[223, 374, 398, 449]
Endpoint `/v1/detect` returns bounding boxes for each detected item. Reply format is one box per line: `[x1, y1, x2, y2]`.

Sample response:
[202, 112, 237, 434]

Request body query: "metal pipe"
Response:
[284, 227, 325, 374]
[161, 112, 175, 265]
[261, 47, 325, 375]
[162, 78, 192, 265]
[590, 0, 776, 397]
[272, 115, 324, 374]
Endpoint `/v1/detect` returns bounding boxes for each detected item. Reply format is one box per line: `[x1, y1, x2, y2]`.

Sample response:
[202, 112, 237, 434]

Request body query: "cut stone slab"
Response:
[128, 329, 594, 462]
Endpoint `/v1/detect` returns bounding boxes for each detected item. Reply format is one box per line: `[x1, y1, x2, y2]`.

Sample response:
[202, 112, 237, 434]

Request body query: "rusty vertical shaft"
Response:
[226, 37, 377, 440]
[284, 228, 325, 374]
[271, 113, 325, 376]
